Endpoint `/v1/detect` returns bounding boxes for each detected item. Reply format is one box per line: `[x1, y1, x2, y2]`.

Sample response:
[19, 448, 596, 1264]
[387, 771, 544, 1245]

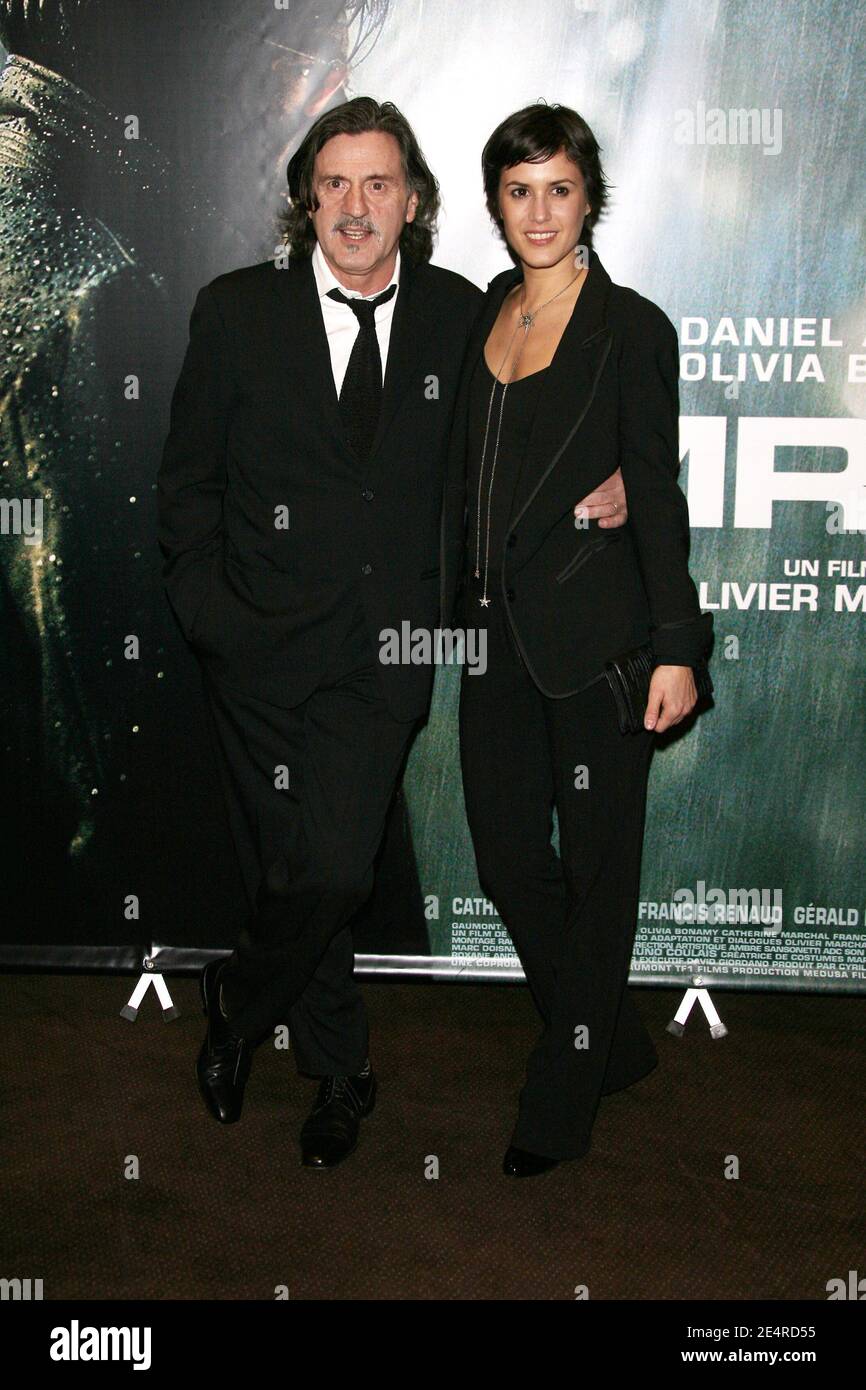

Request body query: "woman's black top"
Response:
[464, 353, 547, 611]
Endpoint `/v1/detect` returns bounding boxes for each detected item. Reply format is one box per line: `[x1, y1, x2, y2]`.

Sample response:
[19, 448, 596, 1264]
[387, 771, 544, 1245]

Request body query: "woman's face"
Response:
[497, 149, 590, 269]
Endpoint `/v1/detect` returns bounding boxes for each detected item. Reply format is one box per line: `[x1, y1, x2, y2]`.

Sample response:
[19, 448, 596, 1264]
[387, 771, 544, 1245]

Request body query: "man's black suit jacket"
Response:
[158, 252, 482, 720]
[440, 248, 713, 696]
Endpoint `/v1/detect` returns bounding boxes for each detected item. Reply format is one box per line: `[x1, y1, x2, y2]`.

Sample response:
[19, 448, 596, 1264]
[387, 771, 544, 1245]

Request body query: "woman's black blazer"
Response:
[439, 247, 713, 697]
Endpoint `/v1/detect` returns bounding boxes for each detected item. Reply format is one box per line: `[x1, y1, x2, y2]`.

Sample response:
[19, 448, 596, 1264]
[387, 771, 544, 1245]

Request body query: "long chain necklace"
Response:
[473, 267, 586, 606]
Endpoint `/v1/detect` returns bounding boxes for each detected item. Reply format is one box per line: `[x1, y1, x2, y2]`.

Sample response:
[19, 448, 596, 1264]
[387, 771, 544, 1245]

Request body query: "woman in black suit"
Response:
[441, 103, 713, 1177]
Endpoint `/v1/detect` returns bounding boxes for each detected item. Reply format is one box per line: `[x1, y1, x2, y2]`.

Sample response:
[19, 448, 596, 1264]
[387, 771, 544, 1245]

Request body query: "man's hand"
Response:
[574, 466, 627, 530]
[644, 665, 697, 733]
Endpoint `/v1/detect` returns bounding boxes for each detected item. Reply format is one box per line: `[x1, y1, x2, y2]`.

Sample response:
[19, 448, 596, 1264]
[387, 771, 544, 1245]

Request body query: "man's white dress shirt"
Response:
[311, 240, 401, 398]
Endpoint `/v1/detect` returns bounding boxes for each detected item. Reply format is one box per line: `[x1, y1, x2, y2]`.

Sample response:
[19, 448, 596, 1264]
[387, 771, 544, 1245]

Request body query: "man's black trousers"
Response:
[205, 600, 418, 1068]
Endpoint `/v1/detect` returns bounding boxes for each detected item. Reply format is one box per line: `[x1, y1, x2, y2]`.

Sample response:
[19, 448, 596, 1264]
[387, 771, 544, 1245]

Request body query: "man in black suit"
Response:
[157, 97, 627, 1168]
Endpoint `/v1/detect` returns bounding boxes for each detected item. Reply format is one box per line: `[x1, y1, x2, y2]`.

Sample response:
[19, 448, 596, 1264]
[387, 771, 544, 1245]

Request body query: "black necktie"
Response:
[327, 282, 397, 462]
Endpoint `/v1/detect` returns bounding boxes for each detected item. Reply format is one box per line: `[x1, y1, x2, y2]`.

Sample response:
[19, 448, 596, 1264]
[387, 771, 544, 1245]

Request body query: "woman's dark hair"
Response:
[482, 102, 611, 257]
[282, 96, 440, 262]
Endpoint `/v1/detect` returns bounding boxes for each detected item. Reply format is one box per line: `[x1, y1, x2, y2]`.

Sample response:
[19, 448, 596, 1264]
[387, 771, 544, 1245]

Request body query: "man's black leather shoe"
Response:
[300, 1070, 377, 1169]
[502, 1145, 560, 1178]
[196, 959, 252, 1124]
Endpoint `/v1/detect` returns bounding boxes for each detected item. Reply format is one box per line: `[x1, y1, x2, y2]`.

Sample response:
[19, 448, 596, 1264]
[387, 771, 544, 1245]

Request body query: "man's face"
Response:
[497, 149, 589, 270]
[309, 131, 419, 288]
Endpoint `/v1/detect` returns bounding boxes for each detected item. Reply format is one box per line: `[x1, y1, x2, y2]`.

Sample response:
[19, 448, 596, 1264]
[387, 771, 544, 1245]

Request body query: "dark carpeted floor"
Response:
[1, 972, 863, 1300]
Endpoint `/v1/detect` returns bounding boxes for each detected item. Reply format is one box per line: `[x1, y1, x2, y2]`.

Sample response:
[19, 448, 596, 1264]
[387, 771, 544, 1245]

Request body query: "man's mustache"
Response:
[332, 218, 380, 235]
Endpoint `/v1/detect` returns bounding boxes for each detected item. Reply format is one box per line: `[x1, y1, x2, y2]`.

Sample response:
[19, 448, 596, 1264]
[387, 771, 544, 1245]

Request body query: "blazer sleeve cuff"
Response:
[650, 612, 714, 667]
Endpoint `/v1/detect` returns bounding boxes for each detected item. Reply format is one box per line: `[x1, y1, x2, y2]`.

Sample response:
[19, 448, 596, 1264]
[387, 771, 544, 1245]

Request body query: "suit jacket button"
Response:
[361, 563, 373, 575]
[362, 488, 374, 501]
[506, 587, 515, 601]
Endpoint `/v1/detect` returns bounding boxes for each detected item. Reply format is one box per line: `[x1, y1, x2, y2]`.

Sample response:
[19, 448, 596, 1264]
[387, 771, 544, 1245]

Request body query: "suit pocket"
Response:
[555, 531, 622, 585]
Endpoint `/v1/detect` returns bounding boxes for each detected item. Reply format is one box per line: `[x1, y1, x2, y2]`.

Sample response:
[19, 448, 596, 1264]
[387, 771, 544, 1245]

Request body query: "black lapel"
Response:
[461, 263, 522, 383]
[366, 253, 434, 472]
[270, 253, 348, 459]
[507, 248, 614, 529]
[453, 251, 614, 532]
[440, 261, 519, 508]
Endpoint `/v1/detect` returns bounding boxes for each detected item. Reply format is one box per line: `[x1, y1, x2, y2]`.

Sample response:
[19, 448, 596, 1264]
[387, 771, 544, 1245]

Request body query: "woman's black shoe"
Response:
[502, 1145, 560, 1178]
[196, 959, 252, 1124]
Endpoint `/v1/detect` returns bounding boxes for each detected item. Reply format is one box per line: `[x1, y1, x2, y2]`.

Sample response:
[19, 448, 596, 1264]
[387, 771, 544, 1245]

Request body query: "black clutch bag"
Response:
[603, 642, 713, 735]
